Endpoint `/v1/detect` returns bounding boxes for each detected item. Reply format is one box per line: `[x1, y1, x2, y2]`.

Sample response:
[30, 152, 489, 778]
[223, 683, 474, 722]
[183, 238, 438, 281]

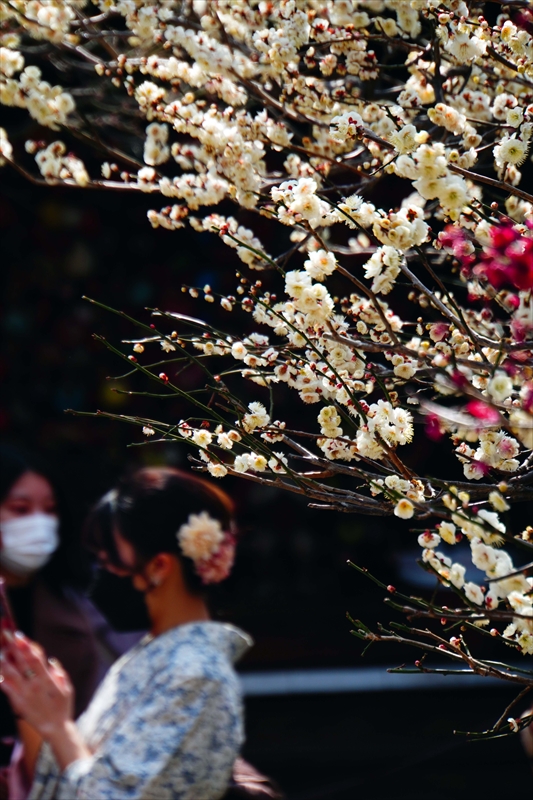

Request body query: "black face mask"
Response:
[89, 568, 151, 633]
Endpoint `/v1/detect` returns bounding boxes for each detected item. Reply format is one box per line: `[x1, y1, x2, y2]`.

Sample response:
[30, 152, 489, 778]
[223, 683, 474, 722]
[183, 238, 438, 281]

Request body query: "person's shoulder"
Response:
[151, 622, 252, 682]
[169, 622, 252, 660]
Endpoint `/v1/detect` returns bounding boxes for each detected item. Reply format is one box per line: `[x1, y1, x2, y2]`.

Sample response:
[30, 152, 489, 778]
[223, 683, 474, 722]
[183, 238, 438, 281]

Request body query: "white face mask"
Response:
[0, 514, 60, 575]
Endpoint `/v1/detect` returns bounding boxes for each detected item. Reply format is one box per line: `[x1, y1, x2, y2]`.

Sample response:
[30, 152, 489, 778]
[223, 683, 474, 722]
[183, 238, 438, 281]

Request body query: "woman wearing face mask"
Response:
[0, 446, 100, 799]
[0, 467, 280, 800]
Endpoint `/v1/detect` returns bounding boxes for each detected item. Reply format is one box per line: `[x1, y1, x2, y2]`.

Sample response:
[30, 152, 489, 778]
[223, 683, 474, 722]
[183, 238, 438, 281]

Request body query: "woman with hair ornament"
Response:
[0, 467, 270, 800]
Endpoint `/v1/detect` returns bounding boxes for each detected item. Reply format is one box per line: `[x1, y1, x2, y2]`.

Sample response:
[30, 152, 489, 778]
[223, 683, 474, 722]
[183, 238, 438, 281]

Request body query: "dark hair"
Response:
[0, 444, 90, 589]
[0, 445, 49, 506]
[84, 467, 236, 595]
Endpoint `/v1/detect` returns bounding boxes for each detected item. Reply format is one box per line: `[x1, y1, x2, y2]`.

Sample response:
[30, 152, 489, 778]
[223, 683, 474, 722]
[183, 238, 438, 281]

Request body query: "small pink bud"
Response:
[428, 323, 449, 342]
[466, 400, 500, 423]
[425, 413, 444, 442]
[450, 371, 469, 389]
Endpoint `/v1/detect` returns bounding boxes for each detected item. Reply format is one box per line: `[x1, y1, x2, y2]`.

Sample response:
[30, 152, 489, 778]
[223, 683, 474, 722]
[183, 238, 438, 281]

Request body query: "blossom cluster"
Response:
[0, 55, 75, 130]
[1, 0, 532, 684]
[418, 499, 533, 655]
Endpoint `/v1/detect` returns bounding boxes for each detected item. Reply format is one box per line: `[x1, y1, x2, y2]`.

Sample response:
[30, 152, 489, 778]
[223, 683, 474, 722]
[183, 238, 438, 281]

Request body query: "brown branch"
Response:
[449, 164, 533, 205]
[493, 686, 532, 733]
[210, 464, 391, 514]
[280, 432, 394, 480]
[5, 158, 151, 192]
[487, 45, 519, 74]
[356, 627, 533, 686]
[399, 603, 532, 625]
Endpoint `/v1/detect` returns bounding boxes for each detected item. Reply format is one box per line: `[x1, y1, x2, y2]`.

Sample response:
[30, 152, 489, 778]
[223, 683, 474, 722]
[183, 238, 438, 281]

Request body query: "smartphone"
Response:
[0, 577, 15, 634]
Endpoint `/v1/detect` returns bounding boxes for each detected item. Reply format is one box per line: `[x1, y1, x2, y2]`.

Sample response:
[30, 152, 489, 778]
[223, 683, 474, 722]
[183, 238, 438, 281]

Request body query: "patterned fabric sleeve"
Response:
[30, 674, 240, 800]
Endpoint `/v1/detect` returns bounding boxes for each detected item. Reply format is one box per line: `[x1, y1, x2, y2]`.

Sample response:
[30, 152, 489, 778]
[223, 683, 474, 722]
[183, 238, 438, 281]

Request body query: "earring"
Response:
[152, 576, 162, 587]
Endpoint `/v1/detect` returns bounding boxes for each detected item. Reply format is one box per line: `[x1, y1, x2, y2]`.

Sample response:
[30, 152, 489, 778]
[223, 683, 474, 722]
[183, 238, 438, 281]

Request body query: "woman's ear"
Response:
[148, 553, 174, 587]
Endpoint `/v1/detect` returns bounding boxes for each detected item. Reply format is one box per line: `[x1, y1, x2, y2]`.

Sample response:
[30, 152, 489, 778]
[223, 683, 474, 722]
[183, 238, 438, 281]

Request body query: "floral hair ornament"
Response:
[177, 511, 235, 585]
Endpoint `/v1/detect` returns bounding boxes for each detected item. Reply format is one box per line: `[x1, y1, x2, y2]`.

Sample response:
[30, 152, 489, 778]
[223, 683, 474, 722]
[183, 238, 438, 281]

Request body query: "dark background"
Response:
[1, 167, 531, 796]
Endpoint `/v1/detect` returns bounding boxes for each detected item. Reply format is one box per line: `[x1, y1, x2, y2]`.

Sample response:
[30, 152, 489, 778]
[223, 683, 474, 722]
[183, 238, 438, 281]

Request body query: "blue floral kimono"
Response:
[28, 622, 252, 800]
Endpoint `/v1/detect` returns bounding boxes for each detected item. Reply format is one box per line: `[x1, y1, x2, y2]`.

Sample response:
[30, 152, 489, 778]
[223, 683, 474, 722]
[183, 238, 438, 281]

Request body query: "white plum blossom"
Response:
[445, 31, 487, 63]
[449, 563, 466, 590]
[242, 402, 270, 433]
[363, 246, 403, 295]
[233, 454, 252, 473]
[439, 522, 457, 545]
[388, 124, 425, 155]
[207, 462, 228, 478]
[464, 582, 484, 606]
[394, 499, 414, 519]
[516, 632, 533, 656]
[366, 401, 414, 448]
[506, 108, 523, 128]
[508, 592, 533, 616]
[418, 532, 440, 549]
[494, 137, 530, 168]
[295, 284, 334, 326]
[285, 270, 312, 299]
[192, 429, 213, 448]
[231, 341, 248, 361]
[477, 509, 506, 535]
[0, 127, 12, 165]
[144, 122, 170, 166]
[428, 103, 467, 135]
[272, 178, 328, 229]
[330, 110, 365, 143]
[373, 206, 429, 251]
[456, 430, 522, 479]
[304, 250, 337, 282]
[318, 406, 343, 438]
[471, 540, 498, 573]
[487, 372, 514, 403]
[438, 178, 469, 214]
[268, 452, 288, 473]
[488, 492, 510, 513]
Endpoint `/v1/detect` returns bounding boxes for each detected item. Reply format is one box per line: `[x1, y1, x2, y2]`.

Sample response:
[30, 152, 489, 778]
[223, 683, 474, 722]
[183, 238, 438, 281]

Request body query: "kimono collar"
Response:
[146, 621, 253, 664]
